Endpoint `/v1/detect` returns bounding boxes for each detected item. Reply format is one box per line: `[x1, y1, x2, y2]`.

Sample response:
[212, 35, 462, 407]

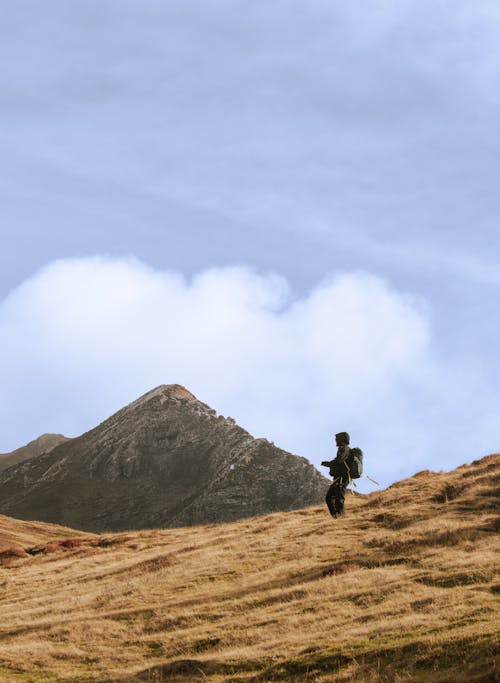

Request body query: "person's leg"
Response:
[334, 478, 347, 515]
[325, 484, 338, 517]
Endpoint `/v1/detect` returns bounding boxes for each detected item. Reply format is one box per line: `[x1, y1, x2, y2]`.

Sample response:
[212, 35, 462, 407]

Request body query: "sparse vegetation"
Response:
[0, 455, 498, 682]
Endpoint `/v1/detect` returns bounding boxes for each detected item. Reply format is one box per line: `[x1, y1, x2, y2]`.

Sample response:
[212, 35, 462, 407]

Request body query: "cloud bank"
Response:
[1, 257, 497, 489]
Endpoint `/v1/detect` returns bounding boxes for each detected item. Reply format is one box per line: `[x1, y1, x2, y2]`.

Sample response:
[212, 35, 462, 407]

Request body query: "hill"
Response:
[0, 453, 497, 682]
[0, 513, 90, 562]
[0, 385, 328, 532]
[0, 433, 69, 472]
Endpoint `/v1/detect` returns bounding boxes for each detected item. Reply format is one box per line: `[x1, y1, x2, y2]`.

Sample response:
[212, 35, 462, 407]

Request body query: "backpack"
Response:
[346, 447, 363, 479]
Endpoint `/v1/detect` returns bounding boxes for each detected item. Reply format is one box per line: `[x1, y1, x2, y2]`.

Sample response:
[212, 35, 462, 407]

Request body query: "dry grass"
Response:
[0, 455, 498, 682]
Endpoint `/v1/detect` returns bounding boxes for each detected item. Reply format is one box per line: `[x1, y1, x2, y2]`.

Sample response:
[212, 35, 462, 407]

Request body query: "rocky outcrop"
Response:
[0, 433, 69, 472]
[0, 385, 329, 532]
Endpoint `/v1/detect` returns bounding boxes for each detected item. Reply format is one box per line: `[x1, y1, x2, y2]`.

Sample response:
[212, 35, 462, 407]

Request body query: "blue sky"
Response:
[1, 1, 499, 488]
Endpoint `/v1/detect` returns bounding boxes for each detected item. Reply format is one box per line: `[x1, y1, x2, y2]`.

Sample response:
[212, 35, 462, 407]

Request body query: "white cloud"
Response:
[0, 256, 497, 489]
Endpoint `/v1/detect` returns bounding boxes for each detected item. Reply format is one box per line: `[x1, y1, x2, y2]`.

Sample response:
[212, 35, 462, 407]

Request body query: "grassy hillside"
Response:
[0, 514, 90, 557]
[0, 454, 498, 682]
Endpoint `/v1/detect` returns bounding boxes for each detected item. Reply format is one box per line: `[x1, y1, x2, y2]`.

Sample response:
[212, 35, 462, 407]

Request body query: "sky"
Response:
[1, 1, 499, 489]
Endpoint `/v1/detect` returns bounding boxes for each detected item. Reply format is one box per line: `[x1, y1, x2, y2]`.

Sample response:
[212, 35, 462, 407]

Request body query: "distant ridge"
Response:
[0, 433, 69, 472]
[0, 385, 328, 532]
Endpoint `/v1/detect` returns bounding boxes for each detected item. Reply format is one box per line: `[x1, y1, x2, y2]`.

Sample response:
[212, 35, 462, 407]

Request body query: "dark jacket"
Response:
[323, 444, 351, 479]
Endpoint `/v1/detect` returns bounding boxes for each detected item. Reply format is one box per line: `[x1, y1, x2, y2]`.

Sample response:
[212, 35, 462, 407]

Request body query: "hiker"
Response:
[321, 431, 352, 518]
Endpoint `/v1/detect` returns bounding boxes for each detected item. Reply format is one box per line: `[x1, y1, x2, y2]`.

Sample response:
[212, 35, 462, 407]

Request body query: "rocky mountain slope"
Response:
[0, 433, 69, 472]
[0, 453, 497, 682]
[0, 385, 328, 532]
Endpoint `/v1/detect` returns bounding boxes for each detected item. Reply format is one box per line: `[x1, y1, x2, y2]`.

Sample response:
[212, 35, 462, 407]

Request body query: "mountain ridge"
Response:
[0, 433, 69, 472]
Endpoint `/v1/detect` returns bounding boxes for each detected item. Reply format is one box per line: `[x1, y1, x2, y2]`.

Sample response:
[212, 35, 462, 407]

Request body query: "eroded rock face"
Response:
[0, 385, 329, 532]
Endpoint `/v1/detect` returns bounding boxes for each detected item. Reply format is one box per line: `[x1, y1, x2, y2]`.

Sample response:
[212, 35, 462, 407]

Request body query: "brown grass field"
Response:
[0, 454, 498, 682]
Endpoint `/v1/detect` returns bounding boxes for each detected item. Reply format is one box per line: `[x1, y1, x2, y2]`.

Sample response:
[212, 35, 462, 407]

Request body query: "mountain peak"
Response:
[126, 384, 198, 412]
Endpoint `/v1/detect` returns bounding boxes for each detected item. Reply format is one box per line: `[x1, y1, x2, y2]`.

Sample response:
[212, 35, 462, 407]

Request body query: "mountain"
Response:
[0, 385, 328, 532]
[0, 433, 69, 472]
[0, 453, 498, 682]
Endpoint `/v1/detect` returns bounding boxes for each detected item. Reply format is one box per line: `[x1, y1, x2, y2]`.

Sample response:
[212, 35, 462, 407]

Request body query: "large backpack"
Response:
[346, 447, 363, 479]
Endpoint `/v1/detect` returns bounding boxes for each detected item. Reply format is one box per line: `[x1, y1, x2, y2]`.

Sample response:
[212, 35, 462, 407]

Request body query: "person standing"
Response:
[321, 432, 351, 518]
